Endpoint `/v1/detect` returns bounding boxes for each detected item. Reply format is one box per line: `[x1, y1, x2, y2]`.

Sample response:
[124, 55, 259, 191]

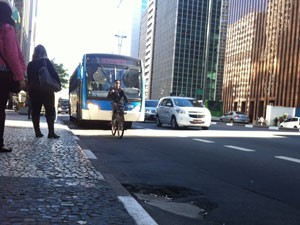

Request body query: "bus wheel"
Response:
[70, 116, 75, 122]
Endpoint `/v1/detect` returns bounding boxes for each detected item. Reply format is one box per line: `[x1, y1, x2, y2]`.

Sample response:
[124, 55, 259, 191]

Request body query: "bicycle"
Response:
[111, 103, 126, 139]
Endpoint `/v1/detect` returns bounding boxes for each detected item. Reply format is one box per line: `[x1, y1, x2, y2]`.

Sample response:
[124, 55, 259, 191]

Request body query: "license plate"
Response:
[193, 120, 204, 124]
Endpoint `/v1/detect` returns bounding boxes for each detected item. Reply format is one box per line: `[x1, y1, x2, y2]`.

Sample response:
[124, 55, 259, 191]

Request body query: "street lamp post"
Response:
[115, 34, 127, 54]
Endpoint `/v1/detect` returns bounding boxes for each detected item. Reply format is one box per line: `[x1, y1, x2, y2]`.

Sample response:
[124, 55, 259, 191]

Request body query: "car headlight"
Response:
[175, 108, 186, 114]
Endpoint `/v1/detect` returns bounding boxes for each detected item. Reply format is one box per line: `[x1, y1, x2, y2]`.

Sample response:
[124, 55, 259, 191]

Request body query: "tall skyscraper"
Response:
[139, 0, 155, 99]
[223, 0, 267, 121]
[223, 0, 300, 122]
[150, 0, 228, 100]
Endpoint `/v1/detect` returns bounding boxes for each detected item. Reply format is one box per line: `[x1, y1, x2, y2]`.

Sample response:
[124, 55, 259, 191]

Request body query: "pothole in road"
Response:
[123, 184, 218, 219]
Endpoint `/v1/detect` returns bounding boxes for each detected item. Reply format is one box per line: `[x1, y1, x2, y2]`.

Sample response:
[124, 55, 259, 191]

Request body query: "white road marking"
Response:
[118, 196, 158, 225]
[245, 124, 253, 128]
[269, 126, 279, 130]
[275, 156, 300, 164]
[73, 136, 80, 140]
[224, 145, 255, 152]
[83, 149, 97, 159]
[193, 138, 215, 143]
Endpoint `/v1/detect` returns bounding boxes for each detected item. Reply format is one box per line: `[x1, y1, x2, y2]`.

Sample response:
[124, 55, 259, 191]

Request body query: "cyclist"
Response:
[107, 79, 128, 121]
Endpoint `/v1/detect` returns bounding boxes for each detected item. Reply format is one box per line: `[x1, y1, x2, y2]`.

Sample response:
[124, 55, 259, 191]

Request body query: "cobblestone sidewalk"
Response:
[0, 110, 135, 225]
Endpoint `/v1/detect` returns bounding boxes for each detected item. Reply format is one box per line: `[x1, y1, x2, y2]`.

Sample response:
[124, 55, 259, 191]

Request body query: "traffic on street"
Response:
[61, 115, 300, 225]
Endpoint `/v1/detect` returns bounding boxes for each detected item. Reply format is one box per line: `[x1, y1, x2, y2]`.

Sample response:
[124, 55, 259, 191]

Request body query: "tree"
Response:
[52, 61, 69, 89]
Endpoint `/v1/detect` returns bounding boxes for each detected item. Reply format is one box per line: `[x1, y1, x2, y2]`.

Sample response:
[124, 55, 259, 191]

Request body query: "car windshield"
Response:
[173, 98, 203, 107]
[146, 100, 159, 107]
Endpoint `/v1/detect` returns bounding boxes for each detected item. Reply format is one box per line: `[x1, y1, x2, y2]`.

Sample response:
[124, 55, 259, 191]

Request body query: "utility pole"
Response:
[115, 34, 127, 54]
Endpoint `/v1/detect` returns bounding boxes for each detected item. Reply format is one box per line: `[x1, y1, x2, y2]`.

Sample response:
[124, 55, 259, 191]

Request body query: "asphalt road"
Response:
[62, 117, 300, 225]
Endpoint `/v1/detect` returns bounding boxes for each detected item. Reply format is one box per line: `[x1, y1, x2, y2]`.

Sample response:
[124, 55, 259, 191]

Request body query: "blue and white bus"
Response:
[69, 53, 145, 128]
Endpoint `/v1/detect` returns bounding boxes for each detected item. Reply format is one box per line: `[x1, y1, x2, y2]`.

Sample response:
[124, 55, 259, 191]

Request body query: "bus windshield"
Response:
[86, 64, 141, 99]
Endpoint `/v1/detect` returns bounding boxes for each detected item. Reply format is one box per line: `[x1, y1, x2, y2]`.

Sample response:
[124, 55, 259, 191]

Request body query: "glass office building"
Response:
[151, 0, 228, 100]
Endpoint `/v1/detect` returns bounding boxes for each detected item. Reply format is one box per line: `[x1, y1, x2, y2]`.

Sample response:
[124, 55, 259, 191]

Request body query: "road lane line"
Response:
[275, 156, 300, 164]
[73, 136, 80, 140]
[193, 138, 215, 143]
[83, 149, 97, 159]
[224, 145, 255, 152]
[118, 196, 158, 225]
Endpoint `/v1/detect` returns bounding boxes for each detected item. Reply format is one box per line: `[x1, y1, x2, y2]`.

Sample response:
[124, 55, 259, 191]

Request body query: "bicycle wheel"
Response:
[117, 114, 125, 139]
[111, 117, 117, 136]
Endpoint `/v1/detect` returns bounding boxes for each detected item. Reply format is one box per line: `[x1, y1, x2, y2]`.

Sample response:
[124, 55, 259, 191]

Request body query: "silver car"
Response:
[144, 100, 159, 121]
[58, 99, 69, 114]
[220, 111, 250, 124]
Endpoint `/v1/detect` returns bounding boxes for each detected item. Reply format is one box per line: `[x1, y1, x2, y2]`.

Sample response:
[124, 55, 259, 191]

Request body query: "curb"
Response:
[65, 121, 159, 225]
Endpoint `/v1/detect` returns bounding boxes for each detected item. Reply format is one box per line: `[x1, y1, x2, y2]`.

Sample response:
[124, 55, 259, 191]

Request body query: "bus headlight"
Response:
[87, 102, 99, 110]
[127, 104, 134, 109]
[128, 104, 140, 112]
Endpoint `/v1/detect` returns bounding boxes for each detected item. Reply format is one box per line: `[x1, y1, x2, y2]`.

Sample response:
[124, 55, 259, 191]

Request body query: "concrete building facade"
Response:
[223, 0, 300, 122]
[138, 0, 155, 99]
[2, 0, 37, 64]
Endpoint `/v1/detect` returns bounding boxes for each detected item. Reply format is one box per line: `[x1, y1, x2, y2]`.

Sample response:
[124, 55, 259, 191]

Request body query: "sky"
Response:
[35, 0, 134, 74]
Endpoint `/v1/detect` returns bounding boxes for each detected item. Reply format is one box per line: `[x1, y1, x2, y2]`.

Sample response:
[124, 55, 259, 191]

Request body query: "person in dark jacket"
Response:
[107, 79, 128, 120]
[0, 2, 26, 152]
[27, 45, 61, 138]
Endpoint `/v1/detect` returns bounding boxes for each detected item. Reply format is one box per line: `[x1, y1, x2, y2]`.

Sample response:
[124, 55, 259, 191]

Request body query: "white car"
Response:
[156, 96, 211, 129]
[279, 117, 300, 128]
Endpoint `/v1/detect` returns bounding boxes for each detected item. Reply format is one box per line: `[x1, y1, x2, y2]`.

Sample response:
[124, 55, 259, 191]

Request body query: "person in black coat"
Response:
[107, 80, 128, 120]
[27, 45, 61, 138]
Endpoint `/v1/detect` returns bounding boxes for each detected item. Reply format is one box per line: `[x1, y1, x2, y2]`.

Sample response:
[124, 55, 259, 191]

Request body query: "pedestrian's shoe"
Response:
[35, 132, 44, 137]
[48, 133, 60, 139]
[0, 146, 12, 152]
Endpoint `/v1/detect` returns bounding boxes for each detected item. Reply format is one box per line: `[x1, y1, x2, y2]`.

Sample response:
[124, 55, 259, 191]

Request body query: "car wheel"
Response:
[202, 126, 209, 130]
[156, 116, 162, 127]
[230, 119, 234, 124]
[171, 116, 178, 129]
